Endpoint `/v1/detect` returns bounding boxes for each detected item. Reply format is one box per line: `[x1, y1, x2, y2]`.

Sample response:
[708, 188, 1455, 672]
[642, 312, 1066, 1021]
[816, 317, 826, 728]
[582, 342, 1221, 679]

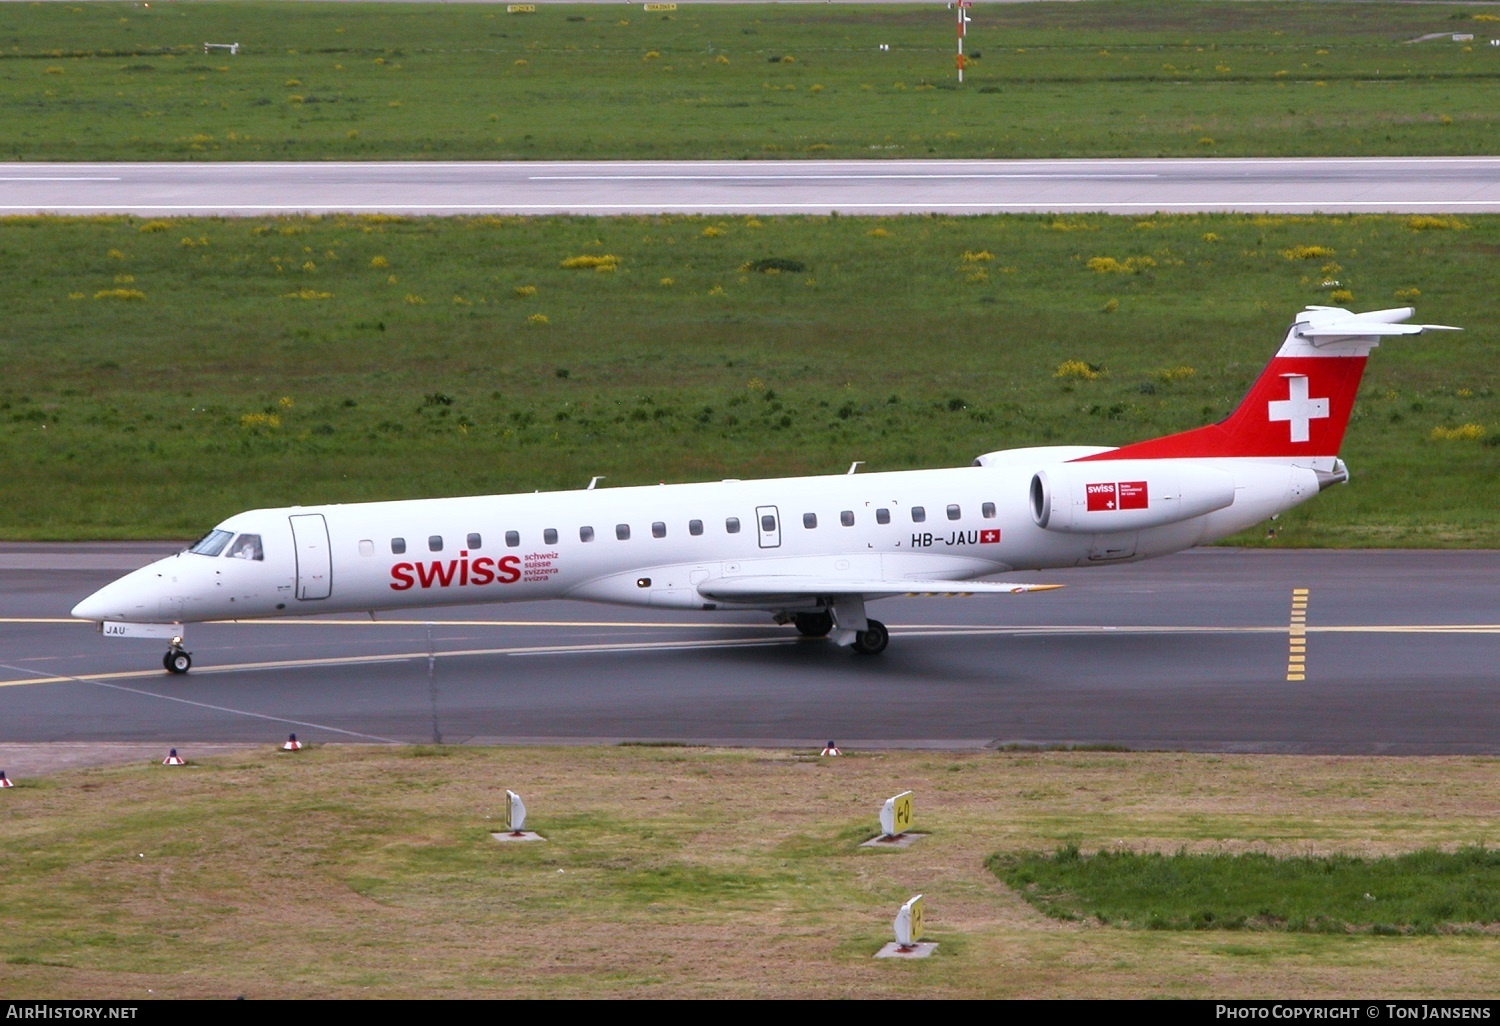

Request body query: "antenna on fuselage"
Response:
[587, 476, 606, 490]
[847, 461, 864, 475]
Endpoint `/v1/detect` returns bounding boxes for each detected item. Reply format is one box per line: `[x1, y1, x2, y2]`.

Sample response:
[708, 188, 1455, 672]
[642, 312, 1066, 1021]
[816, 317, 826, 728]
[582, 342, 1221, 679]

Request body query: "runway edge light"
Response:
[821, 740, 841, 757]
[161, 748, 186, 766]
[0, 770, 13, 788]
[281, 733, 303, 752]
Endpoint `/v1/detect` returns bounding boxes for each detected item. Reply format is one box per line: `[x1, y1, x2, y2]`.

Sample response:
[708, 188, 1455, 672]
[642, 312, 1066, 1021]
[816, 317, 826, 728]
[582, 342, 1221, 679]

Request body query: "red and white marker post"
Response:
[956, 1, 971, 84]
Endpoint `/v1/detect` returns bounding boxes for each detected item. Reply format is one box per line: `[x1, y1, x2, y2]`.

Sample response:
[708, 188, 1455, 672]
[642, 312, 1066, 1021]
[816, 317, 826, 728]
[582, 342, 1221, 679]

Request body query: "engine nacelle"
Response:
[1030, 460, 1237, 534]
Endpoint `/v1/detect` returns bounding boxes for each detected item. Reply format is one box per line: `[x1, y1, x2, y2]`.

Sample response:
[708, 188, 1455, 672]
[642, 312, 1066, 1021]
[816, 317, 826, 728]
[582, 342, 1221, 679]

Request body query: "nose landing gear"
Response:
[163, 637, 192, 675]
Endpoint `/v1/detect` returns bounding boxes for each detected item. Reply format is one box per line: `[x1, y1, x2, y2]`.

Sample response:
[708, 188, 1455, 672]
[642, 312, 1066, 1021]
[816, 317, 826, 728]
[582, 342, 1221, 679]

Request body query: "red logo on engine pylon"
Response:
[1117, 481, 1149, 509]
[1086, 481, 1148, 512]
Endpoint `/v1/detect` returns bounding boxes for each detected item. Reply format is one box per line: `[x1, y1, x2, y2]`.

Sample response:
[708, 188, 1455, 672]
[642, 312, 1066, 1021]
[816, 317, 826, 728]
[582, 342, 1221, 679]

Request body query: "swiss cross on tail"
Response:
[1267, 374, 1330, 444]
[1074, 306, 1459, 463]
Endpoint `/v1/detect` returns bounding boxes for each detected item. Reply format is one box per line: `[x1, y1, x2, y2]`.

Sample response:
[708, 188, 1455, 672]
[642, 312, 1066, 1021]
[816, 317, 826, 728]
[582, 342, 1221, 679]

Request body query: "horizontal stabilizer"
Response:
[1298, 306, 1461, 339]
[1299, 321, 1460, 338]
[698, 576, 1062, 604]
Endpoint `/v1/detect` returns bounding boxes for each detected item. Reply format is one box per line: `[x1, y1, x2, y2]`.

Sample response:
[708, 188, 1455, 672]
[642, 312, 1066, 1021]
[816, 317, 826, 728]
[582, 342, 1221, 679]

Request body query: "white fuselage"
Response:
[71, 447, 1322, 626]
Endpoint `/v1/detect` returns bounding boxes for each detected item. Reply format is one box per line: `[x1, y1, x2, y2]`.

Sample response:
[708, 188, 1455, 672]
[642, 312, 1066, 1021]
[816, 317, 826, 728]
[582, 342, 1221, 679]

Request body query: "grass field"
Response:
[0, 746, 1495, 999]
[993, 846, 1500, 933]
[2, 210, 1496, 544]
[2, 2, 1499, 161]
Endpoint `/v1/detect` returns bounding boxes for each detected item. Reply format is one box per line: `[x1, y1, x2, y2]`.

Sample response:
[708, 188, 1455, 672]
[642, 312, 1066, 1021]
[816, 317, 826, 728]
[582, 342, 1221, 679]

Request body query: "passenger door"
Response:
[289, 513, 332, 600]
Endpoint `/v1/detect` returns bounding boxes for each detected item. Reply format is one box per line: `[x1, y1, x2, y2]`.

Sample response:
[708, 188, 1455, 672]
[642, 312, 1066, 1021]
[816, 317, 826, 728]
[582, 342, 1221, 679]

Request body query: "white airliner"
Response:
[73, 305, 1455, 674]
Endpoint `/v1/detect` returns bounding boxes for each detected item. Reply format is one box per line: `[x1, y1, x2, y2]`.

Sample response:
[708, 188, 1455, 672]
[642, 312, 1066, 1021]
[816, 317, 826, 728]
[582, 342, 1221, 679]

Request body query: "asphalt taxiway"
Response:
[2, 545, 1496, 765]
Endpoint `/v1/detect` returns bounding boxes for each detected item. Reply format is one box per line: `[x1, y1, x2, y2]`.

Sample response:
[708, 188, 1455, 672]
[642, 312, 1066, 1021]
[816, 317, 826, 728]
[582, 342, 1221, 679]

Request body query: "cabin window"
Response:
[189, 529, 233, 557]
[689, 519, 703, 536]
[428, 535, 443, 552]
[228, 534, 263, 561]
[876, 508, 891, 525]
[947, 504, 961, 521]
[358, 540, 374, 557]
[652, 522, 667, 539]
[982, 502, 996, 519]
[544, 528, 558, 545]
[762, 514, 777, 533]
[616, 524, 631, 541]
[803, 512, 818, 529]
[840, 510, 855, 527]
[391, 537, 406, 555]
[911, 507, 926, 524]
[726, 517, 741, 534]
[505, 530, 520, 548]
[467, 533, 482, 549]
[580, 526, 595, 543]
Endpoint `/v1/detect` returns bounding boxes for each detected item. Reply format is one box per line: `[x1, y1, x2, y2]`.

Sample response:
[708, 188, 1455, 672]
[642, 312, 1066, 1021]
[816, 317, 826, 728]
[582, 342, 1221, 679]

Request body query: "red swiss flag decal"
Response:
[980, 529, 1001, 544]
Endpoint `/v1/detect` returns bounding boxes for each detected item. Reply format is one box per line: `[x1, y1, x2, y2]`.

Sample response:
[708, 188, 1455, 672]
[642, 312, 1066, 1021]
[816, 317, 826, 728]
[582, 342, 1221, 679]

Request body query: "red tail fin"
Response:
[1076, 306, 1457, 462]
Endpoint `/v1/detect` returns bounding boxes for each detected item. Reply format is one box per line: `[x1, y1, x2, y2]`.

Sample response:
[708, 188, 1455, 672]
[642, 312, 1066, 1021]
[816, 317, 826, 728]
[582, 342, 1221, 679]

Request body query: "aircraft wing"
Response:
[697, 577, 1062, 605]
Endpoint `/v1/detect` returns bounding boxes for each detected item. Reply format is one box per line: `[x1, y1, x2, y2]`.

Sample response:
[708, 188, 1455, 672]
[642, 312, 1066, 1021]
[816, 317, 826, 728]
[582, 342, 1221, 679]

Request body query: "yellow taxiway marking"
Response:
[2, 620, 1496, 689]
[1287, 587, 1310, 682]
[9, 616, 1500, 633]
[0, 635, 803, 688]
[0, 616, 786, 629]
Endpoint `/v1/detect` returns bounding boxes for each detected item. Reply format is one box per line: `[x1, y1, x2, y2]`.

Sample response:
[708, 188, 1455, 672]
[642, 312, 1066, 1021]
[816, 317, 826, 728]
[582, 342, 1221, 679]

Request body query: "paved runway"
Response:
[4, 157, 1500, 216]
[2, 545, 1496, 759]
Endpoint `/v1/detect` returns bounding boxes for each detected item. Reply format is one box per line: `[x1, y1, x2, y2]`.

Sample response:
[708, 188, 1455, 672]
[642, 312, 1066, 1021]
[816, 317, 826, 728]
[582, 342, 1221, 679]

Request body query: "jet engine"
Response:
[1030, 460, 1237, 534]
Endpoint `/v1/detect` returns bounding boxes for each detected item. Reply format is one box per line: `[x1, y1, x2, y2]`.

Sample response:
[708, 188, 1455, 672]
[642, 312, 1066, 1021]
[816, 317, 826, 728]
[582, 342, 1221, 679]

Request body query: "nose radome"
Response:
[72, 581, 128, 621]
[70, 563, 163, 622]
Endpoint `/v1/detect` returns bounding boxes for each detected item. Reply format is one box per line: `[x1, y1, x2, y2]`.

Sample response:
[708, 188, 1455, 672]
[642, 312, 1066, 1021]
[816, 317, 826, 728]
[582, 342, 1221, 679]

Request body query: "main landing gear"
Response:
[793, 611, 833, 637]
[851, 620, 889, 656]
[163, 637, 192, 675]
[789, 611, 889, 655]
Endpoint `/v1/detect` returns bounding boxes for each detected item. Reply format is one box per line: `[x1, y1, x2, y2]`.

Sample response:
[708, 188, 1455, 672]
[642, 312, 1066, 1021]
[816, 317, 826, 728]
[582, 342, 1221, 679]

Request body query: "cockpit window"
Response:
[189, 529, 234, 557]
[227, 533, 263, 561]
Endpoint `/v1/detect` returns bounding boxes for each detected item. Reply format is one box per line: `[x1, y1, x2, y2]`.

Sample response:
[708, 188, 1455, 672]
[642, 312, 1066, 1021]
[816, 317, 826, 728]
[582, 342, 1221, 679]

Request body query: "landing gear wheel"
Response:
[793, 611, 834, 637]
[851, 619, 889, 656]
[163, 648, 192, 675]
